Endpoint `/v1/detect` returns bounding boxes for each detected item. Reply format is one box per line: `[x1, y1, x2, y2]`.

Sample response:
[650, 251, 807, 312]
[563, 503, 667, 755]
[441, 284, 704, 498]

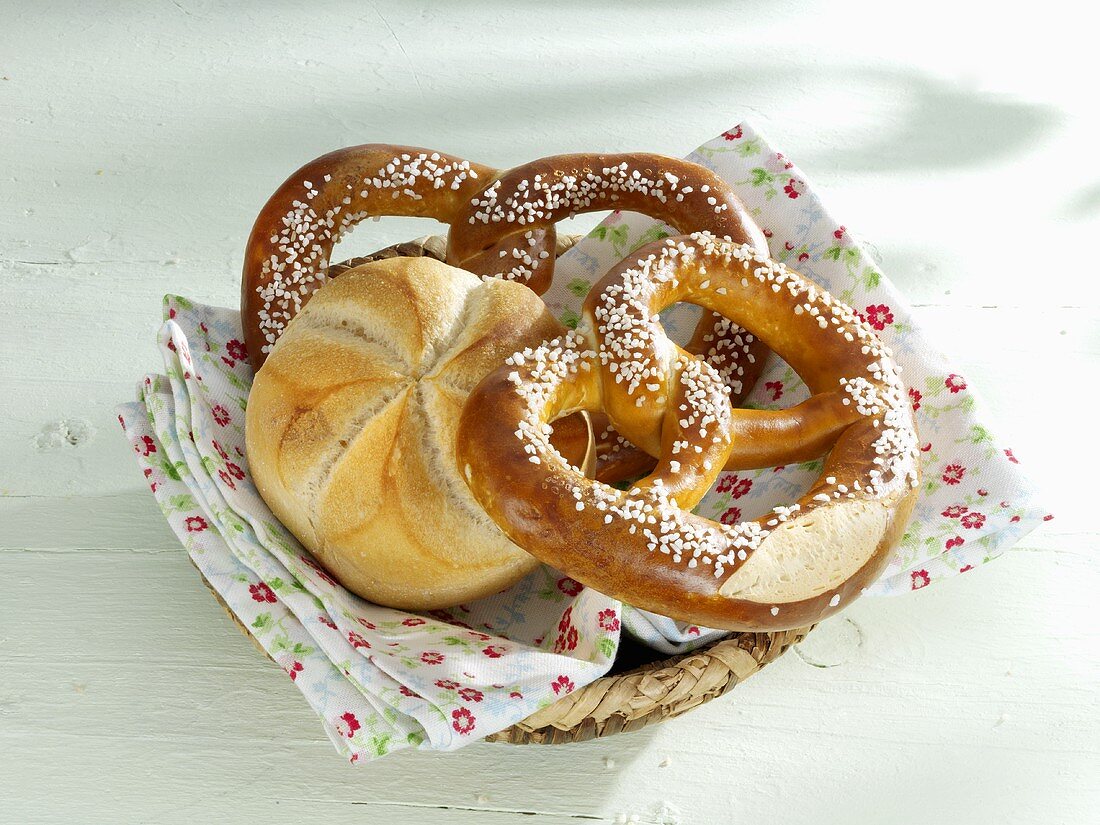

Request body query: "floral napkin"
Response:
[118, 121, 1047, 758]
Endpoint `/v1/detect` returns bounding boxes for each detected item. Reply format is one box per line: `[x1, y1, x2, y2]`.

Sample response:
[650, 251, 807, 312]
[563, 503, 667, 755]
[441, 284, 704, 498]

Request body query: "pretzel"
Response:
[241, 145, 505, 370]
[446, 152, 771, 480]
[457, 232, 920, 631]
[447, 152, 766, 293]
[242, 146, 770, 400]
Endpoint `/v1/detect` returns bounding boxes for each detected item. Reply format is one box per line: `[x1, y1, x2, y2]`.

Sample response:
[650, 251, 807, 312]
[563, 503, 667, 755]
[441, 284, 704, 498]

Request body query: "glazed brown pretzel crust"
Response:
[242, 146, 770, 393]
[457, 233, 920, 631]
[447, 153, 766, 293]
[241, 145, 504, 369]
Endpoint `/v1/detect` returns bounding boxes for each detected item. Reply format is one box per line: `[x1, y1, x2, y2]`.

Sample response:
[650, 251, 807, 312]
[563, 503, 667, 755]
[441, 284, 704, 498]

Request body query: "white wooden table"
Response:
[2, 2, 1096, 822]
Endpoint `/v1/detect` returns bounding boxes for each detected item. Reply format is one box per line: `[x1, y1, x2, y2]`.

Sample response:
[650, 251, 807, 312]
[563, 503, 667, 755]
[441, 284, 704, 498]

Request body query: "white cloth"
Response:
[118, 121, 1047, 758]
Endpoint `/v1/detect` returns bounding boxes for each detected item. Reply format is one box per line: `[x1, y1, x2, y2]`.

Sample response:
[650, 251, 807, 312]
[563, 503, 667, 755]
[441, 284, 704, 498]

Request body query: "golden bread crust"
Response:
[246, 256, 568, 609]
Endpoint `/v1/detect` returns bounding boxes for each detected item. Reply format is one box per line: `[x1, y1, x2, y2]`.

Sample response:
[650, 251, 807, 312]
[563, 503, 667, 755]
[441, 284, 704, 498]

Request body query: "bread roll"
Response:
[245, 256, 570, 609]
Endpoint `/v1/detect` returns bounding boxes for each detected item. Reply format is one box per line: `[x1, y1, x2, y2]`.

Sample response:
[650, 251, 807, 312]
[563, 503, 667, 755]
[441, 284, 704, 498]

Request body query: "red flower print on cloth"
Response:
[458, 687, 484, 703]
[716, 474, 752, 498]
[864, 304, 894, 330]
[945, 536, 964, 550]
[597, 609, 620, 632]
[551, 675, 575, 695]
[420, 651, 444, 665]
[217, 469, 236, 490]
[136, 435, 156, 456]
[451, 707, 476, 735]
[941, 505, 968, 519]
[248, 582, 277, 603]
[719, 506, 742, 525]
[833, 225, 851, 246]
[358, 618, 377, 630]
[226, 339, 248, 362]
[317, 614, 337, 630]
[557, 577, 583, 597]
[435, 679, 459, 691]
[960, 512, 986, 529]
[766, 152, 794, 173]
[225, 461, 245, 480]
[211, 404, 231, 426]
[722, 126, 743, 141]
[783, 178, 805, 199]
[184, 516, 207, 533]
[686, 626, 700, 636]
[348, 632, 371, 650]
[335, 712, 361, 738]
[910, 570, 931, 590]
[554, 624, 580, 655]
[398, 685, 419, 698]
[402, 617, 426, 627]
[945, 374, 967, 394]
[909, 388, 922, 412]
[1004, 448, 1019, 464]
[557, 606, 573, 634]
[1043, 514, 1054, 521]
[764, 380, 783, 401]
[212, 439, 228, 460]
[977, 488, 989, 497]
[301, 555, 337, 586]
[942, 464, 966, 485]
[286, 661, 303, 681]
[482, 645, 506, 659]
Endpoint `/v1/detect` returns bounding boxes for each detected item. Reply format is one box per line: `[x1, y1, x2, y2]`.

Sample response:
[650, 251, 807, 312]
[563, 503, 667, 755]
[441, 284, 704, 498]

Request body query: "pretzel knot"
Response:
[457, 232, 921, 631]
[241, 146, 770, 422]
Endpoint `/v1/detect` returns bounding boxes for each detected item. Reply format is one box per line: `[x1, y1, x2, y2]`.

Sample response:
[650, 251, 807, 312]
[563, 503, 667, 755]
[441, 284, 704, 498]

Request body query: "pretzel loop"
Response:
[457, 232, 920, 631]
[446, 152, 773, 476]
[447, 153, 767, 293]
[241, 145, 535, 369]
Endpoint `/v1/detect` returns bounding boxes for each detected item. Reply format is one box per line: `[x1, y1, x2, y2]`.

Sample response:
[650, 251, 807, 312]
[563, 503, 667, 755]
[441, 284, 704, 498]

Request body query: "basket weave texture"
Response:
[209, 234, 811, 745]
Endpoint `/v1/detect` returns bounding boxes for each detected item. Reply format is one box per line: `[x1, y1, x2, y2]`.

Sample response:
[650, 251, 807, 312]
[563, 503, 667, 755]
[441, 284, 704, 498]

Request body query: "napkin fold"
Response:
[118, 122, 1047, 757]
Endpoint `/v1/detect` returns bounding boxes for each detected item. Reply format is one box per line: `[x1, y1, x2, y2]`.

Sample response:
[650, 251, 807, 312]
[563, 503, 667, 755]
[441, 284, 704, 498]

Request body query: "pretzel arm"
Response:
[241, 145, 498, 369]
[446, 225, 559, 295]
[685, 312, 770, 404]
[724, 391, 863, 470]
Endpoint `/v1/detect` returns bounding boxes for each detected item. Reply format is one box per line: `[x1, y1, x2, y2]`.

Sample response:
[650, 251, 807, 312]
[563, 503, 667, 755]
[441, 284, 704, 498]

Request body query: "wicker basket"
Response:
[207, 233, 812, 745]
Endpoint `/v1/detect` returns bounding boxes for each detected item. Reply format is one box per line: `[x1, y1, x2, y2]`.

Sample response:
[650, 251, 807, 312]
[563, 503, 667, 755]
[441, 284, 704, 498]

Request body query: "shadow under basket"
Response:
[215, 233, 812, 746]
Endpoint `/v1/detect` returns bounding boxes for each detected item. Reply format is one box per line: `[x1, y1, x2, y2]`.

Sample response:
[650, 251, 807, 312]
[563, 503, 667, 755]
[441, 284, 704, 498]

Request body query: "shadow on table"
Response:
[190, 60, 1062, 176]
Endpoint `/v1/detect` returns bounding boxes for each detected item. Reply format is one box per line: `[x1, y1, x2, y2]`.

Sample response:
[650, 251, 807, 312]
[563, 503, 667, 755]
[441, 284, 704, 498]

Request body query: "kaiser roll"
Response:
[245, 255, 575, 609]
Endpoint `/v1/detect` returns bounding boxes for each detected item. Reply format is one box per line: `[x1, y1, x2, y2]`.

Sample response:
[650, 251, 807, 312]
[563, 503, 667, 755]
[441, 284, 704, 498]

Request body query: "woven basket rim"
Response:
[202, 233, 812, 745]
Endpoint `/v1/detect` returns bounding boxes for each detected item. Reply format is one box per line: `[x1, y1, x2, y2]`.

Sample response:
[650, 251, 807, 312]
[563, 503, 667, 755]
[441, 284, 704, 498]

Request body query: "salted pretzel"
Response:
[242, 147, 769, 403]
[457, 232, 920, 631]
[447, 151, 772, 481]
[242, 145, 502, 369]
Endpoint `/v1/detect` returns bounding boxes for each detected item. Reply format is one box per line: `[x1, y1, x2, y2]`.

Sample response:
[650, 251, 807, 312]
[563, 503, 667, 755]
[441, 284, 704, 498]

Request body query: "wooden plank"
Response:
[1, 548, 1096, 824]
